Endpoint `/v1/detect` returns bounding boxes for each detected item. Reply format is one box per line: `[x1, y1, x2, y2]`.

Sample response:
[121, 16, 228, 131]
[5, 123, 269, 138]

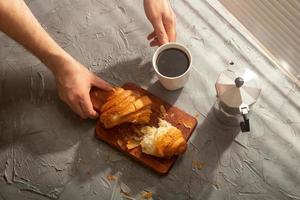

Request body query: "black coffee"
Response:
[156, 48, 189, 77]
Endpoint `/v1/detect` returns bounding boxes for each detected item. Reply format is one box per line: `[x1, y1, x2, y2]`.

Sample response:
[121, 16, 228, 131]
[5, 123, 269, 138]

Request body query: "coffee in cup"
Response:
[152, 42, 192, 90]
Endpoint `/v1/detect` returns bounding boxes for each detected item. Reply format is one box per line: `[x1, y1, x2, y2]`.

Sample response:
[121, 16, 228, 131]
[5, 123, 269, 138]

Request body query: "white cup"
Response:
[152, 42, 192, 90]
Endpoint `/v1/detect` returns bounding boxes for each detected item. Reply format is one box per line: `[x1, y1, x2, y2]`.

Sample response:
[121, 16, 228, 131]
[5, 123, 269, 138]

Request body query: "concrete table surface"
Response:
[0, 0, 299, 199]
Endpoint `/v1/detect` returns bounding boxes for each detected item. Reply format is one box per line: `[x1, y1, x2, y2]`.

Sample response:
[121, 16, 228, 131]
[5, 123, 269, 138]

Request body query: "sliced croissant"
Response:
[99, 88, 152, 128]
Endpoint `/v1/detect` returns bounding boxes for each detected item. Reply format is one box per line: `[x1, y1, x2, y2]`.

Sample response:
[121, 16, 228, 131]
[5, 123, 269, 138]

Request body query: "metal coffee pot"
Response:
[215, 67, 261, 132]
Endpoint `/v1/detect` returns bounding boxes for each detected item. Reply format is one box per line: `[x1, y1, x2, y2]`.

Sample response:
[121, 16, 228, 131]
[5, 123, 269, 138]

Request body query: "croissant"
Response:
[90, 88, 112, 112]
[98, 88, 152, 128]
[140, 119, 187, 158]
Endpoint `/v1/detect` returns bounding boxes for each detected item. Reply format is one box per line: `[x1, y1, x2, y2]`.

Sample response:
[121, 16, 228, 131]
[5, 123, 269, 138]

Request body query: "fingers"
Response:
[66, 99, 86, 119]
[148, 14, 176, 46]
[151, 18, 168, 45]
[66, 94, 98, 119]
[92, 76, 113, 91]
[163, 13, 176, 42]
[147, 31, 156, 40]
[150, 38, 159, 47]
[148, 31, 159, 46]
[79, 94, 99, 119]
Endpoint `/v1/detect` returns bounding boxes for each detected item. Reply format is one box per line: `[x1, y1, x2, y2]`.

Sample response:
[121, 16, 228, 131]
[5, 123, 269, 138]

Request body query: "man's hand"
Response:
[53, 58, 112, 119]
[144, 0, 176, 46]
[0, 0, 112, 119]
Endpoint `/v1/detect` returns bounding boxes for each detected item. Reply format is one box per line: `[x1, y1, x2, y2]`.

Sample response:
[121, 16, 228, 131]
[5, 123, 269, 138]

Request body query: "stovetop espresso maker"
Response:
[215, 67, 261, 132]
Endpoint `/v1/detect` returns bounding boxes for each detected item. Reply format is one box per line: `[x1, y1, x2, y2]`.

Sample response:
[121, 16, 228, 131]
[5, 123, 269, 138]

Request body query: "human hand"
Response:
[144, 0, 176, 46]
[0, 0, 112, 119]
[53, 58, 112, 119]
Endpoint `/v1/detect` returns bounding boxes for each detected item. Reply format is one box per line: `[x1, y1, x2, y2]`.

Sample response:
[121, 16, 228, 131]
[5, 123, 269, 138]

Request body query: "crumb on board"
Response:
[182, 121, 193, 129]
[133, 126, 144, 136]
[126, 139, 140, 150]
[192, 161, 205, 170]
[159, 105, 167, 118]
[132, 135, 143, 142]
[178, 119, 193, 129]
[107, 174, 117, 182]
[194, 112, 200, 119]
[117, 139, 123, 147]
[117, 139, 127, 150]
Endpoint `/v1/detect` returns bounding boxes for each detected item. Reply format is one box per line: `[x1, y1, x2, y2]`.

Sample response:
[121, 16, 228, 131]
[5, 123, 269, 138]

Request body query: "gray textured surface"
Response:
[0, 0, 299, 200]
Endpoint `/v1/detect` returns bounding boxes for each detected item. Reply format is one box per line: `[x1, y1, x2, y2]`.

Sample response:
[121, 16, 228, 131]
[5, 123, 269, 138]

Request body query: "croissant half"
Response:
[99, 88, 152, 128]
[140, 119, 187, 158]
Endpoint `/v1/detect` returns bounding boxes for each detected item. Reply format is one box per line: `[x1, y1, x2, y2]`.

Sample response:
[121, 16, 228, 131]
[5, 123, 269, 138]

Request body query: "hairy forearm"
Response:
[0, 0, 72, 74]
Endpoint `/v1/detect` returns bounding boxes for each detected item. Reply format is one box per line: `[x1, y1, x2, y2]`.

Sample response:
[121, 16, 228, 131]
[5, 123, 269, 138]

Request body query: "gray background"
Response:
[0, 0, 299, 199]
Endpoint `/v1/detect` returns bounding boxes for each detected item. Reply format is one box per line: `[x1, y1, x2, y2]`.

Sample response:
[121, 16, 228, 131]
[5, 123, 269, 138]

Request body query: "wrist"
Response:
[41, 50, 77, 77]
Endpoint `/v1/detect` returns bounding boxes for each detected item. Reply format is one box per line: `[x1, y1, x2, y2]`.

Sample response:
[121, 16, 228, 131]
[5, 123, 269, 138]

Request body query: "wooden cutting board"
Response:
[91, 83, 198, 175]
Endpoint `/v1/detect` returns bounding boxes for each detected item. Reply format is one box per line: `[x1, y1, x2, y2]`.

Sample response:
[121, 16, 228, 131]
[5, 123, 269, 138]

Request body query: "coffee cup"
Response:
[152, 42, 192, 91]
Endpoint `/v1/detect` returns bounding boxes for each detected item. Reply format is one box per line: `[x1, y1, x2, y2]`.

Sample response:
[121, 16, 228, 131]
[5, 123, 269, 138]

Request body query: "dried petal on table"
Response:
[120, 183, 131, 196]
[107, 174, 117, 182]
[212, 183, 219, 190]
[192, 160, 205, 170]
[79, 159, 86, 164]
[159, 105, 167, 118]
[104, 155, 110, 162]
[141, 191, 152, 199]
[126, 139, 140, 150]
[194, 112, 200, 119]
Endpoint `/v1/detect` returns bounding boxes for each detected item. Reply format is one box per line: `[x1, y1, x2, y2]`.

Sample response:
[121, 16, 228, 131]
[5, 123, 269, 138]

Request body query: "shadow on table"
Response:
[96, 57, 183, 105]
[96, 57, 155, 88]
[0, 57, 158, 196]
[182, 104, 241, 199]
[147, 80, 183, 106]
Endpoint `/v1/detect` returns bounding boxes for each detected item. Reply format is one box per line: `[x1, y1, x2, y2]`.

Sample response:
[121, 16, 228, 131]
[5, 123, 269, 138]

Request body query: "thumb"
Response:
[92, 75, 113, 91]
[152, 18, 168, 45]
